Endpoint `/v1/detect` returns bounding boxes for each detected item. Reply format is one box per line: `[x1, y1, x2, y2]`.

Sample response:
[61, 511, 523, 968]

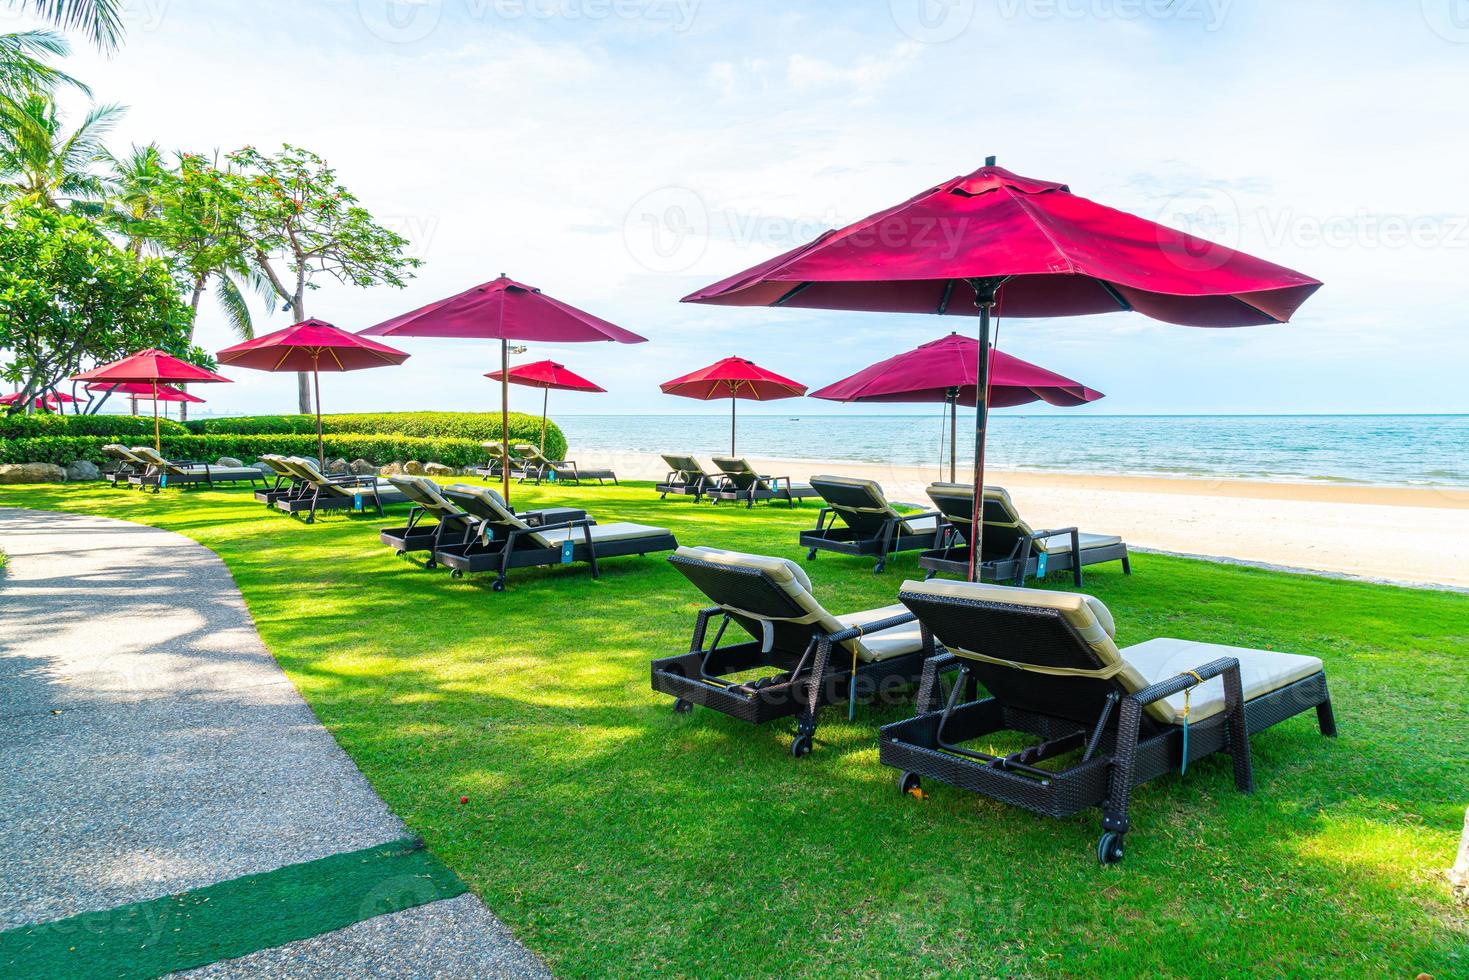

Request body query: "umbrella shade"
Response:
[683, 164, 1321, 327]
[484, 359, 605, 393]
[810, 333, 1102, 409]
[661, 356, 806, 456]
[361, 275, 646, 503]
[87, 382, 207, 404]
[2, 391, 79, 408]
[72, 348, 232, 450]
[217, 319, 410, 468]
[685, 160, 1320, 580]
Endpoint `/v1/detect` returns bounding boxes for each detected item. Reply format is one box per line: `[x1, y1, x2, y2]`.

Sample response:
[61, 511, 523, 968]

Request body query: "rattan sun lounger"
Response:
[514, 444, 618, 485]
[879, 579, 1336, 862]
[271, 456, 408, 523]
[800, 475, 943, 573]
[254, 454, 308, 505]
[100, 444, 147, 487]
[431, 484, 674, 590]
[651, 546, 937, 757]
[655, 454, 717, 501]
[920, 483, 1130, 586]
[379, 476, 480, 564]
[127, 446, 265, 492]
[474, 442, 526, 480]
[705, 457, 818, 508]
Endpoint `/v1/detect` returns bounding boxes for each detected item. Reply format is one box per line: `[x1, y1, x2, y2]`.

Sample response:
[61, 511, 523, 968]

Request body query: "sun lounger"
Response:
[100, 444, 147, 487]
[705, 457, 818, 508]
[879, 579, 1336, 862]
[652, 547, 936, 757]
[655, 454, 717, 501]
[474, 442, 526, 480]
[271, 456, 408, 523]
[514, 444, 618, 486]
[253, 454, 309, 505]
[920, 483, 1130, 586]
[432, 484, 674, 590]
[799, 475, 943, 573]
[126, 446, 265, 492]
[379, 476, 481, 564]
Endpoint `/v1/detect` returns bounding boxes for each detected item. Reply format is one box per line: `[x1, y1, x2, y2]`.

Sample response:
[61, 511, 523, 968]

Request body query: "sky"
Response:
[14, 0, 1469, 418]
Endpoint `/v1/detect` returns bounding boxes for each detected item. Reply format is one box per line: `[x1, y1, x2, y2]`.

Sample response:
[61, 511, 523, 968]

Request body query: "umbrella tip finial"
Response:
[985, 155, 997, 167]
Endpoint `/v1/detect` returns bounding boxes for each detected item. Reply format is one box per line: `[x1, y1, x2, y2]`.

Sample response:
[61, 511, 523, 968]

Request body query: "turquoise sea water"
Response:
[558, 414, 1469, 488]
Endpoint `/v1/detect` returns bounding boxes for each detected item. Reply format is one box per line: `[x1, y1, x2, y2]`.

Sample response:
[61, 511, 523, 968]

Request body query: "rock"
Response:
[424, 462, 454, 477]
[64, 460, 101, 482]
[217, 456, 244, 468]
[404, 460, 426, 475]
[326, 458, 349, 475]
[349, 458, 376, 476]
[254, 462, 275, 475]
[379, 461, 404, 476]
[0, 463, 67, 484]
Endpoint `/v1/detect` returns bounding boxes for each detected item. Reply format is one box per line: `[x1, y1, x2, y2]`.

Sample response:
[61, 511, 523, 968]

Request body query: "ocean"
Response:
[557, 414, 1469, 488]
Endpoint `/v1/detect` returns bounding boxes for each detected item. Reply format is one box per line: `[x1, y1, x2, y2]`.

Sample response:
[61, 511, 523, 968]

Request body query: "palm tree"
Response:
[0, 30, 86, 97]
[105, 141, 168, 254]
[0, 90, 123, 209]
[7, 0, 124, 52]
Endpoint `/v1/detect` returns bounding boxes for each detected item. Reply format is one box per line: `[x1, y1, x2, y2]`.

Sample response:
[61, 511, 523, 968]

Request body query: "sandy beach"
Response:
[572, 450, 1469, 590]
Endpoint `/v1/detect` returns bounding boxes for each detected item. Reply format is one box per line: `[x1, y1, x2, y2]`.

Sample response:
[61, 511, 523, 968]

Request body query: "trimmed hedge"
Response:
[0, 433, 499, 469]
[185, 412, 567, 461]
[0, 414, 189, 439]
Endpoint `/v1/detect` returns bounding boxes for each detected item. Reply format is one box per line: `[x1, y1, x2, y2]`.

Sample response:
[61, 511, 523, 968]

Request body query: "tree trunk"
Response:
[294, 284, 311, 415]
[181, 278, 206, 423]
[1451, 806, 1469, 904]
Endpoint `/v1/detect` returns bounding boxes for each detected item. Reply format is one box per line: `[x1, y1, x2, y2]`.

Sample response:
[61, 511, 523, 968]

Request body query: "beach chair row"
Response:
[100, 444, 265, 492]
[476, 442, 618, 485]
[656, 454, 819, 507]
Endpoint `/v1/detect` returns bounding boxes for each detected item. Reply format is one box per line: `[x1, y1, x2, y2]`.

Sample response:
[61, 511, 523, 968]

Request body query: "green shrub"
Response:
[0, 432, 500, 469]
[186, 411, 567, 461]
[0, 414, 189, 439]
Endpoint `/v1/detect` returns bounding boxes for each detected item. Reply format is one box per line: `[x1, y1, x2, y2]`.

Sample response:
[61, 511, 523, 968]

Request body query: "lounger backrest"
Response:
[899, 579, 1172, 727]
[810, 475, 917, 537]
[283, 457, 355, 498]
[129, 446, 178, 471]
[258, 454, 296, 478]
[670, 546, 877, 659]
[711, 457, 768, 491]
[514, 444, 552, 465]
[387, 476, 465, 518]
[926, 484, 1033, 556]
[102, 444, 143, 464]
[442, 484, 554, 548]
[660, 454, 710, 481]
[480, 442, 519, 462]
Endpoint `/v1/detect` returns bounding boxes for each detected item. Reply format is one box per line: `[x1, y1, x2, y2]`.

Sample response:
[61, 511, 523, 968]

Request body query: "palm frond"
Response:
[212, 272, 256, 341]
[13, 1, 125, 53]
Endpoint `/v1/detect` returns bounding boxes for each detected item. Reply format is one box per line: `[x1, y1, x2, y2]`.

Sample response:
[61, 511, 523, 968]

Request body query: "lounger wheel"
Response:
[1096, 831, 1125, 865]
[896, 771, 922, 797]
[449, 569, 464, 580]
[491, 578, 506, 592]
[806, 547, 817, 561]
[789, 734, 813, 758]
[672, 698, 693, 714]
[424, 557, 437, 569]
[873, 560, 886, 575]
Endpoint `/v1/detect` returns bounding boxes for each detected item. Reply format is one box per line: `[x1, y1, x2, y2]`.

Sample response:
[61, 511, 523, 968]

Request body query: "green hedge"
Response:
[0, 433, 502, 469]
[185, 412, 566, 461]
[0, 414, 189, 439]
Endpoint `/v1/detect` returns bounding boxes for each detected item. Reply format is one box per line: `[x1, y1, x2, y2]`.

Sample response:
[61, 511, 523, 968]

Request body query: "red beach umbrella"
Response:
[685, 159, 1321, 579]
[362, 274, 646, 502]
[217, 319, 410, 469]
[87, 382, 208, 403]
[2, 391, 79, 412]
[73, 349, 232, 450]
[811, 333, 1103, 482]
[485, 359, 606, 455]
[660, 356, 807, 456]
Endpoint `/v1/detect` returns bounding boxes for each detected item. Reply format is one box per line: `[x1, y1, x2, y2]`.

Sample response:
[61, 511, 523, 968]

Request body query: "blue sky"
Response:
[27, 0, 1469, 417]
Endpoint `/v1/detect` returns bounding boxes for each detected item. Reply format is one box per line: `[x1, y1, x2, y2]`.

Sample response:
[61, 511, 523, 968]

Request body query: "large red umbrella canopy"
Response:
[660, 356, 807, 456]
[217, 319, 410, 468]
[87, 382, 207, 404]
[72, 349, 232, 449]
[811, 333, 1102, 482]
[484, 360, 606, 454]
[361, 275, 646, 501]
[2, 391, 79, 410]
[684, 160, 1321, 580]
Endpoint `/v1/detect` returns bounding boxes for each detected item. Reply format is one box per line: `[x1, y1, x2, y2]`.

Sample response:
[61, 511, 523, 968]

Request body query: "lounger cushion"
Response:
[168, 466, 261, 481]
[1120, 638, 1325, 724]
[1037, 532, 1125, 555]
[909, 578, 1117, 639]
[534, 522, 669, 546]
[678, 545, 812, 593]
[834, 603, 925, 661]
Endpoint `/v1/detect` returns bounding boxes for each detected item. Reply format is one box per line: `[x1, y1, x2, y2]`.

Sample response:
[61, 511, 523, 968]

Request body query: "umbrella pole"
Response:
[949, 390, 958, 484]
[540, 387, 549, 456]
[730, 396, 737, 457]
[966, 279, 1005, 583]
[313, 355, 325, 471]
[500, 339, 511, 504]
[152, 380, 160, 452]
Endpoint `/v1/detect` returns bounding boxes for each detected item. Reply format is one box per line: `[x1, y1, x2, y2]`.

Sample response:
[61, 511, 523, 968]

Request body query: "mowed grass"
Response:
[2, 481, 1466, 977]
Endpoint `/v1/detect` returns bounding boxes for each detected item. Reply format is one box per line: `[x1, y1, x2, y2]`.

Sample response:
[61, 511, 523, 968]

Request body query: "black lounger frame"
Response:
[434, 519, 675, 591]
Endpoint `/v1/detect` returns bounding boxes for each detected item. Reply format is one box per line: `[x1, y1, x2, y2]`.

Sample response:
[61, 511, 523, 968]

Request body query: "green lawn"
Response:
[2, 482, 1465, 977]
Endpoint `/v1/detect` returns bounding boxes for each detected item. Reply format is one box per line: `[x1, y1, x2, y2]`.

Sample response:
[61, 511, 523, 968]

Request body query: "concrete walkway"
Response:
[0, 508, 548, 977]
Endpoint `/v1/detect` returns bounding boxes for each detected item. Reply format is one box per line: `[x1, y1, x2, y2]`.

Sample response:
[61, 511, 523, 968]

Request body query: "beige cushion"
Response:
[680, 546, 919, 662]
[1121, 638, 1324, 724]
[535, 522, 670, 546]
[811, 474, 928, 535]
[1037, 532, 1125, 555]
[906, 578, 1116, 639]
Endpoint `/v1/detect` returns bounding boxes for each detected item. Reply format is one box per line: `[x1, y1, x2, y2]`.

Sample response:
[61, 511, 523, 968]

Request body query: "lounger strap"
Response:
[718, 604, 825, 654]
[948, 645, 1126, 680]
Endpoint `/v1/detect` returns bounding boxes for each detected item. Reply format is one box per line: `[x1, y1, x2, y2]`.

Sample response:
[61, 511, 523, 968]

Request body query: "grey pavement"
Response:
[0, 507, 548, 977]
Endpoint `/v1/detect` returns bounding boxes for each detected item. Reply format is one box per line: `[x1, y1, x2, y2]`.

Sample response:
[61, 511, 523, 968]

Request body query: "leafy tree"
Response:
[0, 89, 123, 209]
[104, 141, 167, 255]
[6, 0, 124, 52]
[226, 144, 420, 413]
[0, 207, 193, 412]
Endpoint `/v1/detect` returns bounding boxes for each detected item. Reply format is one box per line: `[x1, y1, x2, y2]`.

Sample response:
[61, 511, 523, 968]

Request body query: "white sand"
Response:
[570, 450, 1469, 590]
